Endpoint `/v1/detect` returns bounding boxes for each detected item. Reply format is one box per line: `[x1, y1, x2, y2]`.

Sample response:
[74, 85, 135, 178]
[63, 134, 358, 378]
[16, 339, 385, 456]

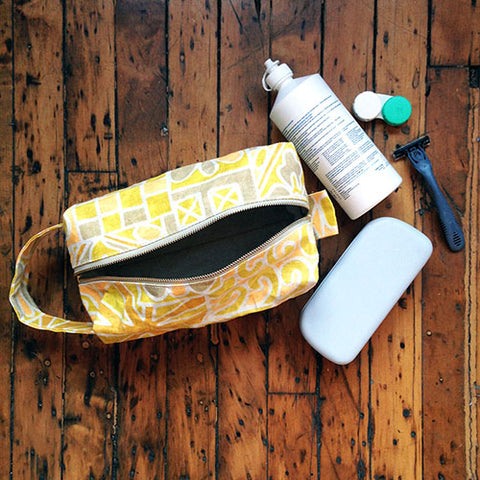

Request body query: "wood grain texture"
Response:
[268, 0, 322, 395]
[12, 1, 65, 478]
[115, 2, 169, 478]
[165, 1, 218, 478]
[267, 394, 318, 479]
[430, 0, 480, 66]
[65, 0, 115, 172]
[1, 1, 479, 478]
[63, 7, 118, 469]
[63, 173, 116, 479]
[319, 362, 370, 479]
[167, 0, 218, 166]
[217, 320, 268, 478]
[423, 67, 470, 479]
[117, 337, 167, 479]
[116, 0, 168, 184]
[319, 1, 373, 478]
[465, 81, 479, 480]
[0, 0, 13, 477]
[369, 2, 428, 479]
[217, 1, 269, 477]
[219, 0, 269, 151]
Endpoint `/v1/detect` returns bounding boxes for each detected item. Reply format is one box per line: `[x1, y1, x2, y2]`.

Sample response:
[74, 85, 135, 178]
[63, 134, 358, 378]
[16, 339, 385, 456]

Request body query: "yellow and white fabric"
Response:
[10, 143, 338, 343]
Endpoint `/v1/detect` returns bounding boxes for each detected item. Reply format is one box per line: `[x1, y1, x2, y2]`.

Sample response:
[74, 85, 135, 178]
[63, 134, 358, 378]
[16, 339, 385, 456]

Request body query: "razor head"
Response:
[393, 135, 430, 160]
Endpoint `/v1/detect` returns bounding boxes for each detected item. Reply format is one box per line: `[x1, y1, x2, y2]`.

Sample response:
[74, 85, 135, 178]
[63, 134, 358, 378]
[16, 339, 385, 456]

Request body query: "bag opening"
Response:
[79, 204, 308, 281]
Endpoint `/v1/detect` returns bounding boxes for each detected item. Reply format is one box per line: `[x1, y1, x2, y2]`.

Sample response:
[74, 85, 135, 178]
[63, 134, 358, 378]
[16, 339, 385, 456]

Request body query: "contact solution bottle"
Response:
[262, 59, 402, 219]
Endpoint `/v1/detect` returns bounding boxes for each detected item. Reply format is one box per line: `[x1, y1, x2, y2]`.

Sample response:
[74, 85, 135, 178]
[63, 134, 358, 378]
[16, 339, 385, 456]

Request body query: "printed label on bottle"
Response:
[271, 77, 392, 203]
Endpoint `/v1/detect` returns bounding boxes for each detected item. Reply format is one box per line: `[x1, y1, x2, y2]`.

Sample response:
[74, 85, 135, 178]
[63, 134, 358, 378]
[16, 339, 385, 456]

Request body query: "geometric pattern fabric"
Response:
[11, 143, 338, 343]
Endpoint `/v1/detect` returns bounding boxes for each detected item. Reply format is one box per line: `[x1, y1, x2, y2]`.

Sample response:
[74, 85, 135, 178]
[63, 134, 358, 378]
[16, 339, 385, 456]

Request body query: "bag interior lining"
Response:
[80, 205, 307, 280]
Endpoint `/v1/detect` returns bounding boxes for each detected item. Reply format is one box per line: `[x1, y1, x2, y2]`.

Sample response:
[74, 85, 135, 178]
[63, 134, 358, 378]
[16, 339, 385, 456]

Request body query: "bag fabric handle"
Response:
[9, 223, 95, 335]
[308, 190, 339, 239]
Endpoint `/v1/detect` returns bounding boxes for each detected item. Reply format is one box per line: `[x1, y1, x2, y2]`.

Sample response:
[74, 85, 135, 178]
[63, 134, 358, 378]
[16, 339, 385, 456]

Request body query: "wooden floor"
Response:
[0, 0, 479, 478]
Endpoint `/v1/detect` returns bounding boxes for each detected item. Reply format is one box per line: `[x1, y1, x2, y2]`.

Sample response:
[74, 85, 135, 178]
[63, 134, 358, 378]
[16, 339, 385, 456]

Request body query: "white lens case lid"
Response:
[352, 91, 383, 121]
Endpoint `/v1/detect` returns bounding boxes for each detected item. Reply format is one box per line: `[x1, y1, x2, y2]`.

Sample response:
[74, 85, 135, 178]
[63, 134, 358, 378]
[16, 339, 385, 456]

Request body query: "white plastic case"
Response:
[300, 217, 433, 365]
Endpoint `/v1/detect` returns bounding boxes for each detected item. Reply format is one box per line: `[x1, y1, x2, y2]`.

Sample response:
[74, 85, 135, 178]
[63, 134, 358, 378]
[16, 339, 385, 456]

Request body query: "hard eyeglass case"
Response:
[300, 217, 433, 365]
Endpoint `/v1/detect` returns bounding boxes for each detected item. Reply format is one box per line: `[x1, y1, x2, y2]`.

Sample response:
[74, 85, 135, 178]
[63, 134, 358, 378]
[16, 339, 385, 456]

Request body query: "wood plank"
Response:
[62, 173, 116, 478]
[369, 1, 428, 479]
[166, 332, 217, 479]
[116, 0, 168, 185]
[12, 0, 65, 477]
[167, 0, 218, 167]
[268, 0, 321, 395]
[269, 296, 317, 394]
[0, 0, 13, 476]
[65, 0, 115, 171]
[216, 1, 269, 477]
[319, 362, 370, 479]
[117, 338, 168, 479]
[267, 394, 317, 479]
[219, 0, 269, 151]
[319, 1, 374, 477]
[422, 67, 470, 479]
[466, 78, 479, 480]
[165, 1, 218, 478]
[430, 0, 480, 66]
[217, 320, 267, 478]
[114, 2, 169, 478]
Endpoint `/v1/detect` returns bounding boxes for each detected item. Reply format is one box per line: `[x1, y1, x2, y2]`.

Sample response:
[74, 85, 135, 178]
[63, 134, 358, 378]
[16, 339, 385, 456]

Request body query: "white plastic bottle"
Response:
[262, 59, 402, 220]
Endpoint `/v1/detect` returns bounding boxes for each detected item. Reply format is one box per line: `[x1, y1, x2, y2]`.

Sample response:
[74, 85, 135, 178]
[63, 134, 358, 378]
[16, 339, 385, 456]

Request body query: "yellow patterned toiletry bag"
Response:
[10, 142, 338, 343]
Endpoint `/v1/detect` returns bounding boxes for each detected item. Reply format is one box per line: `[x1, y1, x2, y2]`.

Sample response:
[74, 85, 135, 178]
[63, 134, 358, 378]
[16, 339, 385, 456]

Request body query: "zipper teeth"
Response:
[74, 198, 308, 275]
[78, 216, 310, 286]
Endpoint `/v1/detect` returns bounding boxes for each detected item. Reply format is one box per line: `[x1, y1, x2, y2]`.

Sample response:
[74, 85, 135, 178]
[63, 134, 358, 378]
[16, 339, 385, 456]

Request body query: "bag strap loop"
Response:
[308, 190, 339, 239]
[9, 224, 95, 335]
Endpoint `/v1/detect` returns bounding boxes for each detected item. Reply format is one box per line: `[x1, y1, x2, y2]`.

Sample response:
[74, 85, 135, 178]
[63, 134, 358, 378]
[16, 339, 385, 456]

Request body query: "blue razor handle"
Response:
[405, 147, 465, 252]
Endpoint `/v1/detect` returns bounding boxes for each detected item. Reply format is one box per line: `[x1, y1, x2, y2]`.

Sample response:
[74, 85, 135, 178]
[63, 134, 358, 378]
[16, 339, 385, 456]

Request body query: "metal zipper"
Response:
[75, 198, 309, 277]
[78, 216, 310, 286]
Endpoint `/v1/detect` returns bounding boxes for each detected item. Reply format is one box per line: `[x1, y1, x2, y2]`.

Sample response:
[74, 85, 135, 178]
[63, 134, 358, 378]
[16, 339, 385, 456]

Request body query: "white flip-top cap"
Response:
[262, 59, 293, 91]
[352, 91, 383, 121]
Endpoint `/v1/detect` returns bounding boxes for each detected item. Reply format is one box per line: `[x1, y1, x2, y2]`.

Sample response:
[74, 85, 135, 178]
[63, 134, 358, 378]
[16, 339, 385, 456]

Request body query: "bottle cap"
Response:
[381, 96, 412, 126]
[352, 91, 383, 121]
[262, 59, 293, 91]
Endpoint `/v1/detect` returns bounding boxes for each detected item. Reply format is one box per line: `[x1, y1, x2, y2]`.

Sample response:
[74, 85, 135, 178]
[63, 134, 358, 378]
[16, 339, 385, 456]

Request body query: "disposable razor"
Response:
[393, 136, 465, 252]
